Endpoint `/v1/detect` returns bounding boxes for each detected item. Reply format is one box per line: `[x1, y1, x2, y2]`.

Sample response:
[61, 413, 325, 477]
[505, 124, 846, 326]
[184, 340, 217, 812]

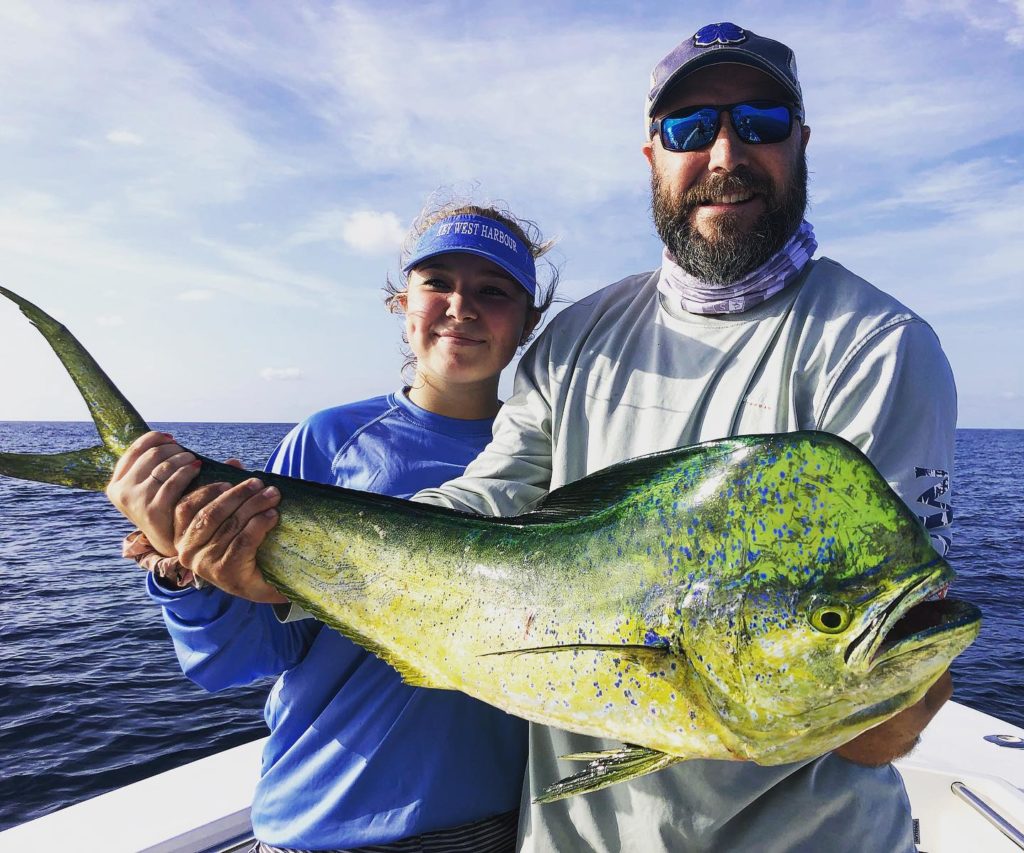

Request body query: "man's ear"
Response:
[642, 139, 655, 167]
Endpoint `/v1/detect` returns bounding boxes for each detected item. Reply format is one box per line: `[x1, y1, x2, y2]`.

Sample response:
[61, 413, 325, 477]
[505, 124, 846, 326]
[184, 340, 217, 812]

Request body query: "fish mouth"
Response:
[844, 563, 980, 671]
[869, 597, 981, 666]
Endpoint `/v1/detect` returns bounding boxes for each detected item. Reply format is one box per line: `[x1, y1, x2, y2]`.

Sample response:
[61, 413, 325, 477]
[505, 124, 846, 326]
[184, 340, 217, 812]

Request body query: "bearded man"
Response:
[414, 22, 957, 853]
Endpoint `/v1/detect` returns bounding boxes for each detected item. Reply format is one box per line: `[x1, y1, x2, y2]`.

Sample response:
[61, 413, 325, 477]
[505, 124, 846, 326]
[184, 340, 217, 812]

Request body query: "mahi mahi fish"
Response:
[0, 286, 981, 801]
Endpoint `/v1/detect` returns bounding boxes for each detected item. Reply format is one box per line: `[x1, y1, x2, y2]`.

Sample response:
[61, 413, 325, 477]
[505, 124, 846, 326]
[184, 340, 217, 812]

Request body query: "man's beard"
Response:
[651, 152, 808, 286]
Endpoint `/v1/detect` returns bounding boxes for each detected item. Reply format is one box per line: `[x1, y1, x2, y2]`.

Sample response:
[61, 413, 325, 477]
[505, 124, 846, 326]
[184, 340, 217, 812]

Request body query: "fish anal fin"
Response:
[264, 575, 449, 691]
[535, 745, 683, 803]
[322, 622, 449, 690]
[385, 660, 448, 689]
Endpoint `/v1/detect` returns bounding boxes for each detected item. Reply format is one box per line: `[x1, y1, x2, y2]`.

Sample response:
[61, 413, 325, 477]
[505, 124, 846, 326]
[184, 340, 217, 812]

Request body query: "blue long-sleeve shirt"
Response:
[148, 391, 528, 848]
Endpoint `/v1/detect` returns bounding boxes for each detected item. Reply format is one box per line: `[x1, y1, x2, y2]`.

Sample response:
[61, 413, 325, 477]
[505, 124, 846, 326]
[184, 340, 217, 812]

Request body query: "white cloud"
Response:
[191, 236, 338, 301]
[0, 1, 284, 215]
[0, 195, 336, 309]
[187, 4, 652, 205]
[106, 129, 143, 146]
[1007, 0, 1024, 45]
[261, 367, 304, 382]
[793, 23, 1024, 186]
[95, 314, 124, 326]
[871, 157, 1017, 215]
[901, 0, 1024, 46]
[821, 173, 1024, 319]
[177, 289, 214, 302]
[285, 208, 405, 254]
[340, 210, 405, 254]
[283, 211, 345, 248]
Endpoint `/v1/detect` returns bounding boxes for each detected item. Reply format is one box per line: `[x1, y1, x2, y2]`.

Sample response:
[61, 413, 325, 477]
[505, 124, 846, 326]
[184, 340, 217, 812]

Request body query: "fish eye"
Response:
[809, 604, 852, 634]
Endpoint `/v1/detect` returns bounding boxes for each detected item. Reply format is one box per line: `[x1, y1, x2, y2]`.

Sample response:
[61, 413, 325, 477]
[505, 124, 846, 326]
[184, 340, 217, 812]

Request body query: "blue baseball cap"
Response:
[402, 214, 537, 300]
[646, 23, 803, 123]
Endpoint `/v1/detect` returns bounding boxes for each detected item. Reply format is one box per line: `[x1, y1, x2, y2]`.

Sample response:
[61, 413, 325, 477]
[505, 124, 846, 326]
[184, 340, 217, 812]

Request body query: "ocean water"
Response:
[0, 424, 1021, 831]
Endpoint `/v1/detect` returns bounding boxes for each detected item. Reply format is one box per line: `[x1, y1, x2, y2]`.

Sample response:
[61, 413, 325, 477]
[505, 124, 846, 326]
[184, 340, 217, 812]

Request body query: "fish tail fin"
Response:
[0, 286, 149, 491]
[534, 745, 683, 804]
[0, 445, 121, 492]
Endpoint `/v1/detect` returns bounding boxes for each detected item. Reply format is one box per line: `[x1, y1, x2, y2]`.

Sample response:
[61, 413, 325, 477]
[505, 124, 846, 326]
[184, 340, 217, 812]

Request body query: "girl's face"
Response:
[401, 252, 539, 390]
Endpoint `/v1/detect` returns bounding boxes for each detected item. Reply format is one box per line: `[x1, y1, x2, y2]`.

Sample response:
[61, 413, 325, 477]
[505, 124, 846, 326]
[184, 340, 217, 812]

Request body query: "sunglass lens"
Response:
[730, 103, 793, 144]
[661, 108, 720, 152]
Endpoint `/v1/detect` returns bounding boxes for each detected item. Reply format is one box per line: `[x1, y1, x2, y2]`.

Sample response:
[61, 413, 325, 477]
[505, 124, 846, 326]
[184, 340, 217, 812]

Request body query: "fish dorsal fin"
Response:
[535, 745, 684, 803]
[521, 439, 745, 523]
[482, 642, 671, 672]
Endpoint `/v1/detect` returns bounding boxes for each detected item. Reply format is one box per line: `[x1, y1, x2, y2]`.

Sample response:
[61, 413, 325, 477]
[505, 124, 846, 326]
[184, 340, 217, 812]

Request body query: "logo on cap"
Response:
[693, 22, 746, 48]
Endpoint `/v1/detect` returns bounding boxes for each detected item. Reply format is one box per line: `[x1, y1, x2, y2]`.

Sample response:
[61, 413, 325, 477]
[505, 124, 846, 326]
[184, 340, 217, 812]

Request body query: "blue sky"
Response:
[1, 0, 1022, 428]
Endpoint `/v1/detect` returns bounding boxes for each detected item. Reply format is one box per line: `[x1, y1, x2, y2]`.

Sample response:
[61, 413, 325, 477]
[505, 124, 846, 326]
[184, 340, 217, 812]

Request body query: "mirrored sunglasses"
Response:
[649, 100, 802, 152]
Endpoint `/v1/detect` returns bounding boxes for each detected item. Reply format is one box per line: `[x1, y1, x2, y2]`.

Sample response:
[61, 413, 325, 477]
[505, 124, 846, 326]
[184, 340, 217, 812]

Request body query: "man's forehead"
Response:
[657, 63, 793, 113]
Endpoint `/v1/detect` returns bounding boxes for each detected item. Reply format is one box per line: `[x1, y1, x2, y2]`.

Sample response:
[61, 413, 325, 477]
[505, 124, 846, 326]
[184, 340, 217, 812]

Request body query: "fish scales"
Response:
[0, 286, 981, 800]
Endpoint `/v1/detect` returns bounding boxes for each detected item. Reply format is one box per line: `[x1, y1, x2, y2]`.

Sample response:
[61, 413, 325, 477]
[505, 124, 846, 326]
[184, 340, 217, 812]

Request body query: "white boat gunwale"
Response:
[2, 700, 1022, 853]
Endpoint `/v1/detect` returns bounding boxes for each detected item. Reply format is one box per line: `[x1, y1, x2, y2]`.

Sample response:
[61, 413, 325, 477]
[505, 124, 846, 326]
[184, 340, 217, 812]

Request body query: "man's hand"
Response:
[106, 431, 201, 555]
[835, 670, 953, 766]
[173, 474, 286, 604]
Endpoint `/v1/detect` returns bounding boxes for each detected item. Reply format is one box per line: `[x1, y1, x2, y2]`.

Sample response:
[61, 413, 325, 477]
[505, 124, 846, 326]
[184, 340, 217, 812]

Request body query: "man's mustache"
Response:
[677, 168, 773, 209]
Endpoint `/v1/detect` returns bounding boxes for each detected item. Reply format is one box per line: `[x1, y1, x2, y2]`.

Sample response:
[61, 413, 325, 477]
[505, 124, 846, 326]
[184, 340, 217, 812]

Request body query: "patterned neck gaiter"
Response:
[657, 220, 817, 315]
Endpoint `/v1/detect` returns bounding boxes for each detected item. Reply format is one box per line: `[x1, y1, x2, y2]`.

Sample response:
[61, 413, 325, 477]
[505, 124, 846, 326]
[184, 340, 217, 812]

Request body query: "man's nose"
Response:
[706, 112, 750, 173]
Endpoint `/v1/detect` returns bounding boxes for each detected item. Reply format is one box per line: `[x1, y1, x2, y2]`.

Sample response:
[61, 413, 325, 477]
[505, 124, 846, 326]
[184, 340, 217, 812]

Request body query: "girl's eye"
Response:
[481, 285, 512, 298]
[420, 279, 451, 291]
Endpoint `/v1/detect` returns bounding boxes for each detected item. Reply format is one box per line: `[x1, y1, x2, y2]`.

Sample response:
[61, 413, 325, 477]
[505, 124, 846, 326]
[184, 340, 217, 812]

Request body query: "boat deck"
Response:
[2, 700, 1022, 852]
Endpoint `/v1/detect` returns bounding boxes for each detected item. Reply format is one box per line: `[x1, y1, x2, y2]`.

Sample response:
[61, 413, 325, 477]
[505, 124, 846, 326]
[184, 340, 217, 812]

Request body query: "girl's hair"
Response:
[384, 192, 561, 379]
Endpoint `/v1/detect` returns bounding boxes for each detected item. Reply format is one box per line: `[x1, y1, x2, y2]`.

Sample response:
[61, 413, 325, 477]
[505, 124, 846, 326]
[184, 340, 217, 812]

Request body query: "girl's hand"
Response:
[106, 431, 201, 555]
[173, 476, 285, 604]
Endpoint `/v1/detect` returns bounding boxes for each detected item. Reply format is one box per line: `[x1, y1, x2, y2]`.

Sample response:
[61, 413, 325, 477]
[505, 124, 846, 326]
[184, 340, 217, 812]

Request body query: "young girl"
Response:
[106, 199, 558, 852]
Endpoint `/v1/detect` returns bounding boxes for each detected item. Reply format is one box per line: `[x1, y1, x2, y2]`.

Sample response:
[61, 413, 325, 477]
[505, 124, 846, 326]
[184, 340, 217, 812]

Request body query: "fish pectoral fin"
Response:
[482, 643, 671, 672]
[559, 749, 632, 761]
[534, 745, 684, 803]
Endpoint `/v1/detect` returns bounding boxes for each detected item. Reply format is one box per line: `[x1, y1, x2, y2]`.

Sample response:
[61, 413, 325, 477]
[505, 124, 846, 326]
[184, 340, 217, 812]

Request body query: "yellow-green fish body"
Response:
[258, 434, 972, 767]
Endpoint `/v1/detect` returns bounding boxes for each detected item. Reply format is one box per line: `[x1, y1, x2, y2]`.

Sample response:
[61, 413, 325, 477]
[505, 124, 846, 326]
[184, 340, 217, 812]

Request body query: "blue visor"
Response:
[403, 214, 537, 299]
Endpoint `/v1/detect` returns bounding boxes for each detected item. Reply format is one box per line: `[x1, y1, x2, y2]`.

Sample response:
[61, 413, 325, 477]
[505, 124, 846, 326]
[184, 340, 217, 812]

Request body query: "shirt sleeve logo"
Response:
[915, 467, 952, 555]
